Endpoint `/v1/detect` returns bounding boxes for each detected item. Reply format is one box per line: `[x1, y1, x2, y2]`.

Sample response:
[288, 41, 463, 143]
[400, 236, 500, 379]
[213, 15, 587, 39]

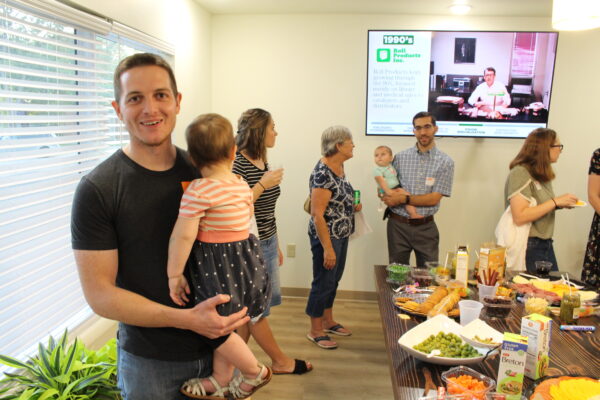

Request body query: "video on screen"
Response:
[366, 30, 559, 138]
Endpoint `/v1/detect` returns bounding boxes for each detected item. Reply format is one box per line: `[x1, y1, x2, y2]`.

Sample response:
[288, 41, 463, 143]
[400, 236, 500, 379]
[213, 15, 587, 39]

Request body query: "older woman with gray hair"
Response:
[305, 125, 361, 350]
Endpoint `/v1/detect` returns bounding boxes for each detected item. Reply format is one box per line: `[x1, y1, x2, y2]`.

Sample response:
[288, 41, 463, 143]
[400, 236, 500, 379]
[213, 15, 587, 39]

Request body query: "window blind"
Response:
[0, 0, 173, 365]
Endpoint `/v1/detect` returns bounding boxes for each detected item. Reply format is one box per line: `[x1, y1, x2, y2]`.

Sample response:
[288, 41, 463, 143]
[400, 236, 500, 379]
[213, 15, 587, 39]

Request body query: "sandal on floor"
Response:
[306, 334, 338, 349]
[272, 359, 313, 375]
[228, 363, 272, 399]
[180, 375, 229, 400]
[324, 323, 352, 336]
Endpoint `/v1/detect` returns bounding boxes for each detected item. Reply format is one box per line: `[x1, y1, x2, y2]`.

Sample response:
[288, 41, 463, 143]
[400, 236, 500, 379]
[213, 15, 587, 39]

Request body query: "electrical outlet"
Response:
[287, 243, 296, 258]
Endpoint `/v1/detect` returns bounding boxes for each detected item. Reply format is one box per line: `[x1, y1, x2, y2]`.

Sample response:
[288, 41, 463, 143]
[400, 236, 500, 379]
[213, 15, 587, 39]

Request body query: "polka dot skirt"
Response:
[188, 234, 271, 319]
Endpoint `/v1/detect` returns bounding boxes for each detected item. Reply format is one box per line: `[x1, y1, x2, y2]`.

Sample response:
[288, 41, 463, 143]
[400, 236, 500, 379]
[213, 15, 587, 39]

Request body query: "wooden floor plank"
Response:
[85, 296, 395, 399]
[248, 296, 394, 400]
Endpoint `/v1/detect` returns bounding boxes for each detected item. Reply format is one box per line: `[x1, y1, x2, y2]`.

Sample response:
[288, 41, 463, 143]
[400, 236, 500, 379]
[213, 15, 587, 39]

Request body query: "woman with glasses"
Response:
[504, 128, 578, 274]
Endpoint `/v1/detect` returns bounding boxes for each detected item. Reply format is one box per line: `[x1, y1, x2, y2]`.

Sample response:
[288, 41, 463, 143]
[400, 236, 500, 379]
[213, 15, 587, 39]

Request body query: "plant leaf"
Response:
[38, 388, 59, 400]
[84, 387, 98, 397]
[0, 384, 19, 398]
[16, 388, 35, 400]
[58, 330, 68, 353]
[2, 372, 35, 385]
[51, 374, 70, 385]
[70, 363, 95, 372]
[29, 364, 54, 388]
[69, 370, 107, 393]
[51, 345, 61, 375]
[61, 370, 98, 398]
[47, 335, 55, 354]
[38, 343, 55, 377]
[0, 355, 36, 373]
[1, 334, 121, 400]
[60, 342, 76, 380]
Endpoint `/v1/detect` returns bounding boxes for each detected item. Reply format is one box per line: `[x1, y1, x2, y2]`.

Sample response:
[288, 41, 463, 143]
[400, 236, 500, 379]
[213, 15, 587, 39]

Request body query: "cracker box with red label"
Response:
[520, 313, 552, 380]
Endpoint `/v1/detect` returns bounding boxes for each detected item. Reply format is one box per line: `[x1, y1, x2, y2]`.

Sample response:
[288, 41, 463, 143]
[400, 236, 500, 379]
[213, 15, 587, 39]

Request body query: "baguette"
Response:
[430, 290, 461, 315]
[417, 287, 448, 313]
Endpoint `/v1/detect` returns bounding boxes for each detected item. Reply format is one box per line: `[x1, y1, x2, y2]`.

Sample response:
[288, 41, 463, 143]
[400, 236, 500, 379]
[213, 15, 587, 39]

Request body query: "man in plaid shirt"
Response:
[382, 111, 454, 266]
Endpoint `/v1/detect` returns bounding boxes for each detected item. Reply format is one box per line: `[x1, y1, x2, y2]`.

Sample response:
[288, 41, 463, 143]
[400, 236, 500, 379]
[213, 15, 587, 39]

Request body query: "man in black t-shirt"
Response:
[71, 53, 249, 400]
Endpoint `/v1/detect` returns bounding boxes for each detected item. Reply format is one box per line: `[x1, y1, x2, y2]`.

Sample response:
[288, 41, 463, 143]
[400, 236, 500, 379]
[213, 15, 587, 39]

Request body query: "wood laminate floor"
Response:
[88, 296, 394, 399]
[247, 297, 394, 400]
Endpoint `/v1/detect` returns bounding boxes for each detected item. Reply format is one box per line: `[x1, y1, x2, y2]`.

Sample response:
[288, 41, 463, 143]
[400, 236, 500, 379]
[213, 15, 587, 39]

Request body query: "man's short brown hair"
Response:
[113, 53, 178, 102]
[412, 111, 437, 127]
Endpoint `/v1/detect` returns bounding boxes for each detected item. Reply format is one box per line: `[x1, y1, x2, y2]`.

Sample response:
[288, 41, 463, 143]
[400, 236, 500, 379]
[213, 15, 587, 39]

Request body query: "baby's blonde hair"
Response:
[375, 145, 393, 156]
[186, 113, 235, 169]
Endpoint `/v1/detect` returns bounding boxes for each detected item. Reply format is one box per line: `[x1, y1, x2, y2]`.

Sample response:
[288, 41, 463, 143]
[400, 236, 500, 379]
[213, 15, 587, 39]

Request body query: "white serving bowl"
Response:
[459, 318, 503, 349]
[397, 314, 493, 365]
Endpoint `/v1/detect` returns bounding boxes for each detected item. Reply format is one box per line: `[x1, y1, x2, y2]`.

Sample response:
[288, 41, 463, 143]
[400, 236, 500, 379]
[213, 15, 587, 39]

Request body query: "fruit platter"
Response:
[525, 375, 600, 400]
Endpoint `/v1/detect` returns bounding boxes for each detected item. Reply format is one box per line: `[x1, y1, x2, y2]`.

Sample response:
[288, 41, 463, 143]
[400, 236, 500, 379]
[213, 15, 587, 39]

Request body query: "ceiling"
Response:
[192, 0, 553, 18]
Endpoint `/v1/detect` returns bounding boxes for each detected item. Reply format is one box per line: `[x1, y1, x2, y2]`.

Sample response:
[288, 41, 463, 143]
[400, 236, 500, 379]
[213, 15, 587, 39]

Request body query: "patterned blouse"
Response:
[582, 148, 600, 287]
[308, 160, 355, 239]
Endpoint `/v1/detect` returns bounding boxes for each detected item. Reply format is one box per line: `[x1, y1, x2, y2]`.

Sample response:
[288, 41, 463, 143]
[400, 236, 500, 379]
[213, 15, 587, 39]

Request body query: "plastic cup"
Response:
[458, 300, 483, 326]
[478, 283, 498, 300]
[268, 162, 283, 172]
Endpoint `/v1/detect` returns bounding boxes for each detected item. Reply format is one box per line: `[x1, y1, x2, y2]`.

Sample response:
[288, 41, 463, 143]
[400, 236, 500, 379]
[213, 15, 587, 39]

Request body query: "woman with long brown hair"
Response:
[233, 108, 312, 375]
[505, 128, 578, 273]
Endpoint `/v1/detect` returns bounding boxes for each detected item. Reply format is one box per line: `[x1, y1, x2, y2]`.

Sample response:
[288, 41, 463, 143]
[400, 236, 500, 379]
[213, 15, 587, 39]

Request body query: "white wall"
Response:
[210, 14, 600, 293]
[65, 3, 599, 294]
[72, 0, 213, 140]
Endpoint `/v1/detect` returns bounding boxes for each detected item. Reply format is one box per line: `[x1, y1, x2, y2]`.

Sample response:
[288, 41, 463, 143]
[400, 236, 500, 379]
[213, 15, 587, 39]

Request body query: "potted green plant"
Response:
[0, 330, 121, 399]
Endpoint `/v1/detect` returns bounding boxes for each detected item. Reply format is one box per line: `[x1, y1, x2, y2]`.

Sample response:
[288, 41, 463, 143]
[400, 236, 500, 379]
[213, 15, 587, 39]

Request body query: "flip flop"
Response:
[323, 324, 352, 336]
[272, 359, 313, 375]
[306, 334, 337, 349]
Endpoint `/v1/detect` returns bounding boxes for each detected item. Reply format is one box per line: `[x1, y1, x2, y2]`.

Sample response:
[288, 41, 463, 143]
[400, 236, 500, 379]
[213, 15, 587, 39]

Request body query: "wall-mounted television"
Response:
[366, 30, 559, 138]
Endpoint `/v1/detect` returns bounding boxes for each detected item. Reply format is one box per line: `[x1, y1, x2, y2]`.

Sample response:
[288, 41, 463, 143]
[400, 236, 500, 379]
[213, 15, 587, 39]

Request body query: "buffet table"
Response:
[374, 264, 600, 400]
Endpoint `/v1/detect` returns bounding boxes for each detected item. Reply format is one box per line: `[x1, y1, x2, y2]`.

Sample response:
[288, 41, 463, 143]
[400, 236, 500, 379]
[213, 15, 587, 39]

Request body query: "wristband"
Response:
[258, 181, 266, 190]
[406, 195, 411, 205]
[551, 198, 560, 209]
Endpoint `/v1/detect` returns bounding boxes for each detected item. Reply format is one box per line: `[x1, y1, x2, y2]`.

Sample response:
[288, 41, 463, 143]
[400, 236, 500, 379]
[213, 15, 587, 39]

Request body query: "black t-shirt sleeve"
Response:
[71, 176, 117, 250]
